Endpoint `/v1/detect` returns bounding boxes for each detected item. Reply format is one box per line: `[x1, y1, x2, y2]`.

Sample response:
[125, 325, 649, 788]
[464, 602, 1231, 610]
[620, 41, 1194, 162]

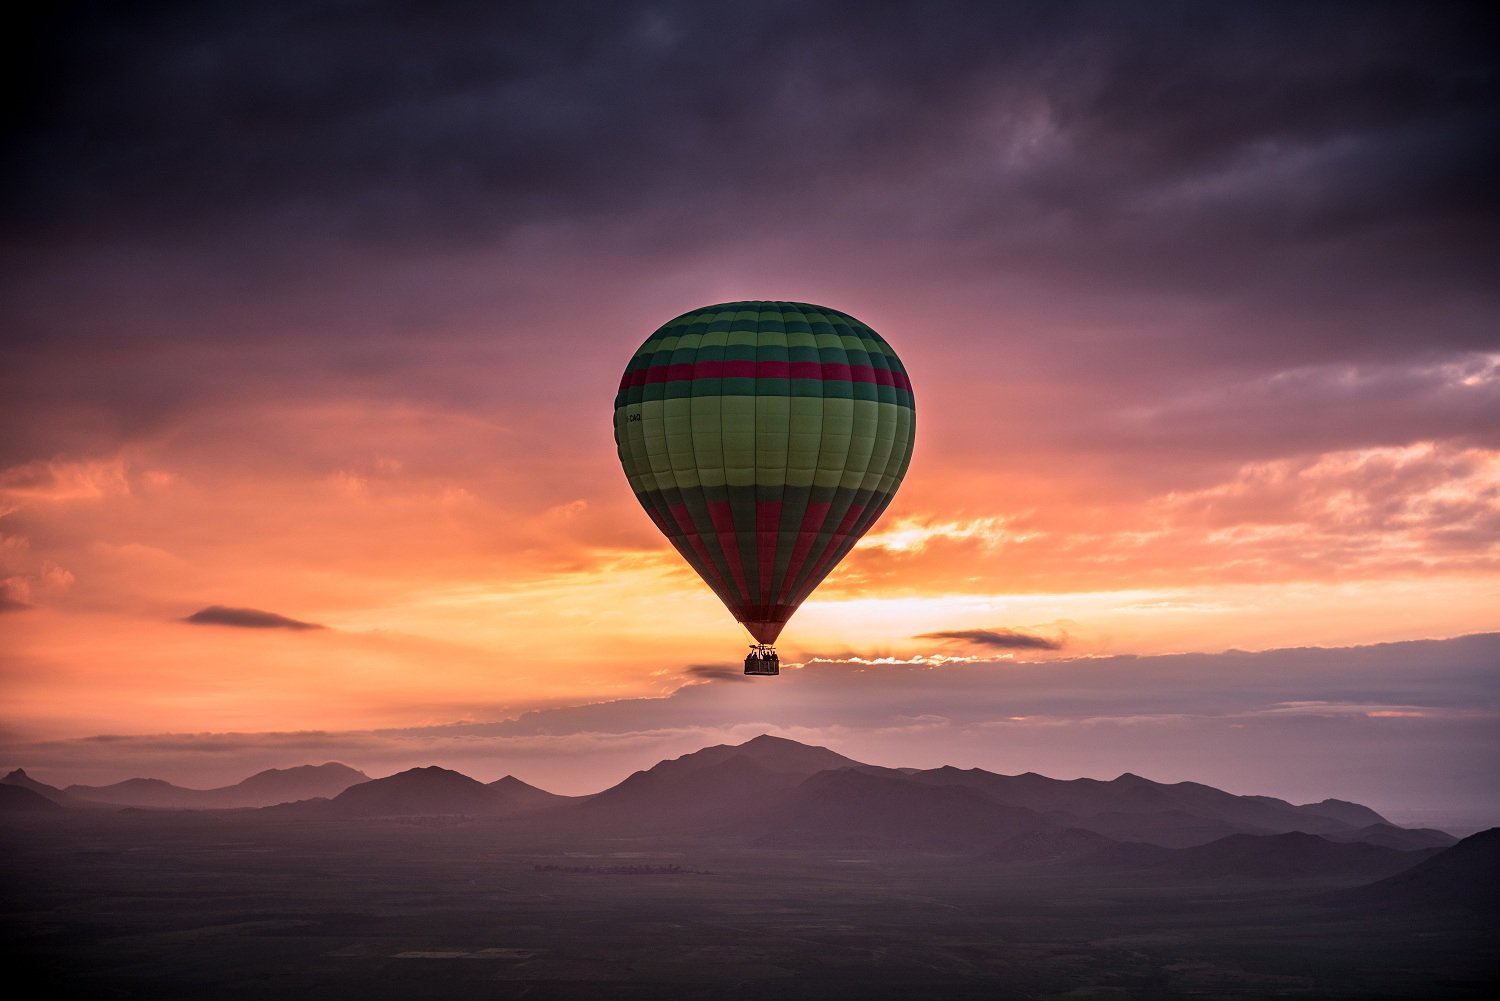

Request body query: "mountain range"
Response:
[1, 734, 1467, 856]
[6, 734, 1495, 909]
[4, 762, 370, 809]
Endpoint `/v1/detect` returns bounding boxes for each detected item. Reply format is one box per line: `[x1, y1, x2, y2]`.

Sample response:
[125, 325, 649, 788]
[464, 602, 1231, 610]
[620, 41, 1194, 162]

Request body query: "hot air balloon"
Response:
[614, 301, 915, 675]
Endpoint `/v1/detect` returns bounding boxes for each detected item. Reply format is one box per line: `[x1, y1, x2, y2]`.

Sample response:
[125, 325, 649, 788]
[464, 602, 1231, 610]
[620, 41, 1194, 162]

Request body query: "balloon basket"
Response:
[744, 644, 779, 676]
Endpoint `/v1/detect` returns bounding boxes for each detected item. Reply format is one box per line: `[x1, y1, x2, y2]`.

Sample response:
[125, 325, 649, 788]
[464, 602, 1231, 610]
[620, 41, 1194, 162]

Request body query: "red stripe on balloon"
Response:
[784, 501, 832, 586]
[707, 500, 748, 600]
[794, 499, 876, 604]
[756, 500, 782, 604]
[667, 502, 733, 600]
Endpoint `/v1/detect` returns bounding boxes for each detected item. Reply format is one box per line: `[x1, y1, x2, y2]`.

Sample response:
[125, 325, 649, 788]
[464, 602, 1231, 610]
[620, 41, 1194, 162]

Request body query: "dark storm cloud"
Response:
[183, 605, 325, 630]
[7, 2, 1494, 274]
[682, 664, 753, 684]
[3, 1, 1495, 463]
[915, 628, 1062, 651]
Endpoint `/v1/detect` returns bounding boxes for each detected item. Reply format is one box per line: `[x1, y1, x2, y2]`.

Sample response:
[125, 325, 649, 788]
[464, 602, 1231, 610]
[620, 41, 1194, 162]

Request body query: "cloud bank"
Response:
[914, 628, 1063, 651]
[183, 606, 325, 631]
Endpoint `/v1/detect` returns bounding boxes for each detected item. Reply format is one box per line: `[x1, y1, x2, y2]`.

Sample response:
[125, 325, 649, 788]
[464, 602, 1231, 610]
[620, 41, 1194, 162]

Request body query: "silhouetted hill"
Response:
[2, 768, 77, 806]
[1335, 827, 1500, 913]
[559, 734, 865, 832]
[646, 733, 863, 779]
[755, 768, 1055, 850]
[212, 763, 370, 805]
[1078, 831, 1437, 881]
[64, 763, 369, 809]
[572, 754, 803, 831]
[488, 775, 575, 811]
[902, 765, 1394, 847]
[259, 772, 574, 821]
[64, 777, 186, 809]
[0, 783, 64, 813]
[331, 767, 505, 816]
[1276, 797, 1387, 829]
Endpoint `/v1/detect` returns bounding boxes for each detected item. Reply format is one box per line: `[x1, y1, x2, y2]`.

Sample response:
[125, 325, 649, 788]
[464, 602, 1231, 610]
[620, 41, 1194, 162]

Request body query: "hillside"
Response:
[1334, 827, 1500, 913]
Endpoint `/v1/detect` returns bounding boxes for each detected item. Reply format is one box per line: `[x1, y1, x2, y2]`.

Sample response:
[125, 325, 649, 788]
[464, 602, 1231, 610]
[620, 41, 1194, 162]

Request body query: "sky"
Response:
[2, 1, 1497, 825]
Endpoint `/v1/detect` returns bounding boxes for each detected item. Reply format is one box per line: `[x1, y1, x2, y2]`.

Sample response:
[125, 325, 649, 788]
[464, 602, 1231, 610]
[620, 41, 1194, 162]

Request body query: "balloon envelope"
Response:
[614, 301, 915, 644]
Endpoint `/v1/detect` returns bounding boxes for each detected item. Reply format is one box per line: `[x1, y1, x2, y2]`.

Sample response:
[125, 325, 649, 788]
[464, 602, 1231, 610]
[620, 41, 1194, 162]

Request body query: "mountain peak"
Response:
[741, 733, 798, 747]
[729, 734, 865, 772]
[331, 765, 495, 816]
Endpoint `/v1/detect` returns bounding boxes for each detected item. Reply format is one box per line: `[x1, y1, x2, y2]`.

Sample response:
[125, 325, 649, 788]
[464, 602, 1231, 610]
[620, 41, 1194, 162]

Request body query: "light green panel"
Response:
[618, 406, 661, 494]
[786, 397, 823, 472]
[665, 416, 698, 487]
[721, 391, 757, 486]
[754, 396, 791, 476]
[787, 331, 819, 350]
[859, 392, 900, 495]
[878, 408, 915, 493]
[812, 402, 853, 486]
[840, 398, 881, 489]
[689, 396, 723, 472]
[754, 330, 789, 349]
[669, 465, 702, 489]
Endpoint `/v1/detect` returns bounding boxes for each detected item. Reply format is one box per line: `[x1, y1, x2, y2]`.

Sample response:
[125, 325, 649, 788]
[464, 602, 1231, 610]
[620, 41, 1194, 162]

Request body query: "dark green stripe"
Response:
[637, 379, 914, 406]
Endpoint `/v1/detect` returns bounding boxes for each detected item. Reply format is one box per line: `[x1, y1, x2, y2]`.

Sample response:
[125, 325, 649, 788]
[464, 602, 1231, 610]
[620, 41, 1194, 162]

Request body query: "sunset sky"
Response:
[3, 2, 1496, 827]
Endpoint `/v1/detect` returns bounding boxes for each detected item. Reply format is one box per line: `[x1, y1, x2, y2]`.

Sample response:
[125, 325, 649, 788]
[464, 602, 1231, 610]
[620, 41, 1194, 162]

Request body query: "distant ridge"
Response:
[903, 766, 1392, 847]
[61, 763, 370, 809]
[314, 767, 573, 818]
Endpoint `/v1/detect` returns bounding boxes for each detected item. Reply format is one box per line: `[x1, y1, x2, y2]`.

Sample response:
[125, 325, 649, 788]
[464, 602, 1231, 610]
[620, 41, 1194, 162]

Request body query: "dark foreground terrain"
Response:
[3, 810, 1495, 1001]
